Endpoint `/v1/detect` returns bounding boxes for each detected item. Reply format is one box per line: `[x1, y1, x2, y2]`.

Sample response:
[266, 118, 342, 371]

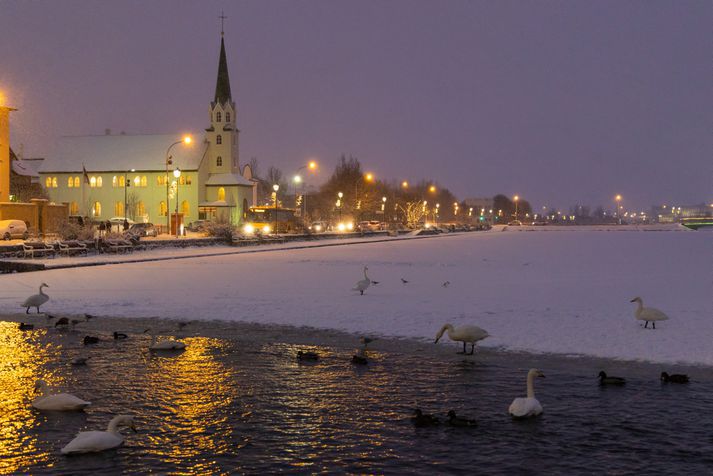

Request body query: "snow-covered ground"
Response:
[1, 229, 711, 366]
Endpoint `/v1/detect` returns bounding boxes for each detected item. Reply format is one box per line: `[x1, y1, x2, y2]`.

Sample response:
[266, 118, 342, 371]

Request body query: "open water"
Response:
[1, 318, 712, 475]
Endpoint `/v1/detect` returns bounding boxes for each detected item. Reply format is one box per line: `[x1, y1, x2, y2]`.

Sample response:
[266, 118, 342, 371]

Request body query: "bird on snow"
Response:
[83, 335, 100, 345]
[54, 317, 70, 328]
[442, 281, 450, 288]
[630, 297, 669, 329]
[434, 323, 489, 355]
[508, 369, 546, 419]
[401, 278, 409, 284]
[113, 331, 128, 340]
[22, 283, 50, 314]
[61, 415, 136, 455]
[660, 371, 689, 384]
[353, 266, 371, 295]
[84, 313, 96, 321]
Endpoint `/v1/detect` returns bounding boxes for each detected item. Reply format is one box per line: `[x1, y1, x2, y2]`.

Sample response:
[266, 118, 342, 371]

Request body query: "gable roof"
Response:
[205, 173, 254, 186]
[39, 134, 207, 173]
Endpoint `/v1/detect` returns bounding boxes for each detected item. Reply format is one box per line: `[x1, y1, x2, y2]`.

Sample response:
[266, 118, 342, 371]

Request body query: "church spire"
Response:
[214, 33, 232, 105]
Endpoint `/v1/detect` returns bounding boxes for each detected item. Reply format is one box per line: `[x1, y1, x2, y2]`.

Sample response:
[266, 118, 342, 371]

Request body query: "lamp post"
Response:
[513, 195, 520, 222]
[273, 184, 279, 234]
[173, 167, 181, 238]
[337, 192, 343, 224]
[165, 136, 191, 235]
[615, 194, 622, 224]
[123, 168, 135, 231]
[294, 160, 317, 228]
[435, 203, 440, 226]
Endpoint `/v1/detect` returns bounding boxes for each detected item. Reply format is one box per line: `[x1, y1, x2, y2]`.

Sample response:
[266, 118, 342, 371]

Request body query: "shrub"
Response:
[205, 217, 235, 240]
[57, 220, 95, 241]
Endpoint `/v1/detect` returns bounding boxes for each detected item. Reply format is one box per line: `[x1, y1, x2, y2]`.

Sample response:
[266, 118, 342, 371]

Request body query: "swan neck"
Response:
[107, 416, 123, 433]
[363, 268, 369, 280]
[526, 373, 536, 399]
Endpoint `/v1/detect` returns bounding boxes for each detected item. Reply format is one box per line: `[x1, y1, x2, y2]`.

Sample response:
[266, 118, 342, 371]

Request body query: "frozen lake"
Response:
[0, 229, 710, 365]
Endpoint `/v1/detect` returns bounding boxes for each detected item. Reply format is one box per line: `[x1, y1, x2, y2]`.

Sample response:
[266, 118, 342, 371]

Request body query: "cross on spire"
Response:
[219, 10, 227, 36]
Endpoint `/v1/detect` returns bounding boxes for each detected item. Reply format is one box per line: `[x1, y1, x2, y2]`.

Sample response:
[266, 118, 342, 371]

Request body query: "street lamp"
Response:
[123, 168, 135, 231]
[173, 167, 181, 238]
[165, 135, 191, 235]
[435, 203, 440, 226]
[273, 184, 280, 234]
[429, 185, 436, 193]
[295, 160, 317, 228]
[514, 195, 520, 222]
[615, 194, 622, 224]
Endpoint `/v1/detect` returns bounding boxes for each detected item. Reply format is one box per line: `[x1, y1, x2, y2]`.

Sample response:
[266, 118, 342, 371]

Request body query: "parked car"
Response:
[357, 220, 383, 232]
[0, 219, 29, 240]
[109, 217, 136, 228]
[507, 220, 523, 226]
[128, 222, 158, 237]
[187, 220, 209, 232]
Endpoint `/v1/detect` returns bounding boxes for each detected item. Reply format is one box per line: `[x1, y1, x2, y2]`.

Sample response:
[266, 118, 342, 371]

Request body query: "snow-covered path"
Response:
[1, 230, 710, 365]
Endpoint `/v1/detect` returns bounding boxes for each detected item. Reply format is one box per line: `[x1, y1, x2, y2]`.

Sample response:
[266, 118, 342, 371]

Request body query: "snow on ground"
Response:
[1, 229, 711, 366]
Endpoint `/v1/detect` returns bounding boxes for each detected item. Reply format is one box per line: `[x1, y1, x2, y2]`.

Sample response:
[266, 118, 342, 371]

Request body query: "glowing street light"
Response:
[165, 135, 192, 234]
[173, 167, 182, 238]
[615, 194, 622, 224]
[429, 185, 436, 193]
[401, 181, 409, 189]
[365, 173, 374, 182]
[513, 195, 520, 222]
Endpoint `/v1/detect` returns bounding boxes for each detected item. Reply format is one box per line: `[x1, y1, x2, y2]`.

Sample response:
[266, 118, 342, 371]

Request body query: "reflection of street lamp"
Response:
[273, 184, 280, 233]
[173, 167, 181, 238]
[514, 195, 520, 222]
[123, 168, 136, 231]
[165, 136, 191, 234]
[615, 194, 622, 224]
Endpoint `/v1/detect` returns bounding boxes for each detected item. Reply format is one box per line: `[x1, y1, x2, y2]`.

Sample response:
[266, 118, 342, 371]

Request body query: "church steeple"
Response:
[214, 36, 232, 105]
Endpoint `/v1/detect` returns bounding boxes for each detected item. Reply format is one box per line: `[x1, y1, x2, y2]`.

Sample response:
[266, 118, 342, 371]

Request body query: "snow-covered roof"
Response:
[199, 199, 234, 207]
[39, 134, 207, 173]
[204, 173, 254, 186]
[12, 158, 44, 177]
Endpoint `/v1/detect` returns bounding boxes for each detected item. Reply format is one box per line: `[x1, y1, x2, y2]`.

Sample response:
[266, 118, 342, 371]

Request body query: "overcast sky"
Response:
[1, 0, 710, 211]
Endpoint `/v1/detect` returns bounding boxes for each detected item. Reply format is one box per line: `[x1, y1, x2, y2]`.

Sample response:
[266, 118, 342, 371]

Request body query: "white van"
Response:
[0, 220, 29, 240]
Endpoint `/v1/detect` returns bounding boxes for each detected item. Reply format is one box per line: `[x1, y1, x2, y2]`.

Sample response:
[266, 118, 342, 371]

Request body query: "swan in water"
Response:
[434, 323, 489, 355]
[353, 266, 371, 295]
[630, 297, 669, 329]
[22, 283, 49, 314]
[61, 415, 136, 455]
[144, 329, 186, 351]
[508, 369, 545, 419]
[32, 380, 91, 411]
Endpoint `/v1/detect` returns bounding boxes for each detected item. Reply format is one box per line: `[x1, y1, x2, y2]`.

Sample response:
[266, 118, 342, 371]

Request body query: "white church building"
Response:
[39, 32, 257, 229]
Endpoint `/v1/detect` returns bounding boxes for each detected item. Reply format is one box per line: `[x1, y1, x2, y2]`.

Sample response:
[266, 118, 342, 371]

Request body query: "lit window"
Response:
[179, 176, 186, 185]
[52, 177, 58, 188]
[133, 176, 140, 187]
[217, 156, 223, 167]
[216, 112, 222, 122]
[119, 175, 125, 187]
[70, 202, 79, 214]
[181, 200, 190, 217]
[140, 176, 147, 187]
[216, 135, 222, 145]
[226, 112, 231, 122]
[74, 177, 80, 187]
[68, 177, 74, 188]
[113, 176, 118, 187]
[157, 175, 164, 186]
[115, 201, 124, 216]
[159, 201, 167, 216]
[93, 201, 102, 217]
[90, 176, 97, 188]
[96, 176, 103, 187]
[186, 176, 192, 185]
[136, 201, 146, 217]
[218, 187, 225, 201]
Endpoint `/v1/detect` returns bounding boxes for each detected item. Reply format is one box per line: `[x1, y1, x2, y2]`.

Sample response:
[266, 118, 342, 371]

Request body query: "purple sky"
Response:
[1, 0, 710, 211]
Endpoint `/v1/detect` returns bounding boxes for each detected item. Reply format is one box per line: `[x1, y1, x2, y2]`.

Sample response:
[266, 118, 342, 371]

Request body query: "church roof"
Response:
[214, 36, 232, 105]
[39, 134, 207, 173]
[205, 173, 254, 186]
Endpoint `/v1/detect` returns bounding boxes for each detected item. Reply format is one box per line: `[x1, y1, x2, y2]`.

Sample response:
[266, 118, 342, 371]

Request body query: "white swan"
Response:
[22, 283, 49, 314]
[353, 266, 371, 295]
[32, 379, 91, 411]
[144, 329, 186, 351]
[61, 415, 136, 455]
[508, 369, 545, 418]
[630, 297, 669, 329]
[434, 323, 489, 354]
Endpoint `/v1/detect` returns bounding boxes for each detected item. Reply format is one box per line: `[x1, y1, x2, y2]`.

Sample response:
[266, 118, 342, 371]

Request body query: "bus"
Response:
[242, 206, 300, 234]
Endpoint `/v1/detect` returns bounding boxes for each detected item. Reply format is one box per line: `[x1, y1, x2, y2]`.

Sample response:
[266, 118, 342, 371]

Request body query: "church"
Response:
[38, 31, 257, 230]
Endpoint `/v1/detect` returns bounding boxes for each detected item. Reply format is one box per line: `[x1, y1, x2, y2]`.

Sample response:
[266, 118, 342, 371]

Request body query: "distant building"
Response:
[651, 204, 712, 223]
[39, 32, 257, 227]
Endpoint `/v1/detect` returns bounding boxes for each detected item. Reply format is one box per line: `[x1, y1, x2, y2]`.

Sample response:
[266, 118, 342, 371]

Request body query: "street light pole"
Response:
[124, 168, 135, 231]
[173, 167, 181, 238]
[615, 194, 622, 224]
[337, 191, 343, 224]
[272, 184, 280, 234]
[164, 136, 191, 235]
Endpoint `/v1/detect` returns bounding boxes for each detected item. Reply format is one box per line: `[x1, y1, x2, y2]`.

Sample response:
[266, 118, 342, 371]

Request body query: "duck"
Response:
[144, 329, 186, 351]
[442, 281, 450, 288]
[434, 323, 489, 355]
[660, 371, 689, 384]
[31, 379, 91, 411]
[359, 336, 375, 349]
[22, 283, 49, 314]
[352, 354, 368, 365]
[508, 369, 546, 418]
[598, 371, 626, 385]
[83, 335, 100, 345]
[446, 410, 477, 427]
[84, 313, 96, 321]
[54, 317, 70, 328]
[353, 266, 371, 295]
[630, 297, 669, 329]
[297, 350, 319, 361]
[113, 331, 128, 340]
[19, 322, 34, 331]
[61, 415, 136, 455]
[411, 409, 440, 427]
[400, 278, 409, 284]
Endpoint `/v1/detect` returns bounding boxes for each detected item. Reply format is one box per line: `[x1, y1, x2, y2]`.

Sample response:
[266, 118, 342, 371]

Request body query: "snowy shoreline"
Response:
[1, 229, 710, 366]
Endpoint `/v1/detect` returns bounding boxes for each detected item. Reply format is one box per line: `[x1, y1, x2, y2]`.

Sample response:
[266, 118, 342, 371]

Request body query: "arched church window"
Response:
[226, 112, 231, 122]
[90, 176, 97, 188]
[70, 202, 79, 215]
[52, 177, 58, 188]
[74, 177, 80, 187]
[140, 176, 148, 187]
[216, 156, 223, 167]
[119, 175, 125, 187]
[113, 176, 118, 187]
[115, 201, 124, 217]
[133, 176, 140, 187]
[96, 176, 103, 187]
[93, 201, 102, 217]
[45, 177, 52, 188]
[216, 135, 222, 145]
[179, 176, 186, 185]
[216, 112, 222, 122]
[218, 187, 226, 201]
[160, 201, 167, 216]
[68, 177, 74, 188]
[136, 201, 146, 217]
